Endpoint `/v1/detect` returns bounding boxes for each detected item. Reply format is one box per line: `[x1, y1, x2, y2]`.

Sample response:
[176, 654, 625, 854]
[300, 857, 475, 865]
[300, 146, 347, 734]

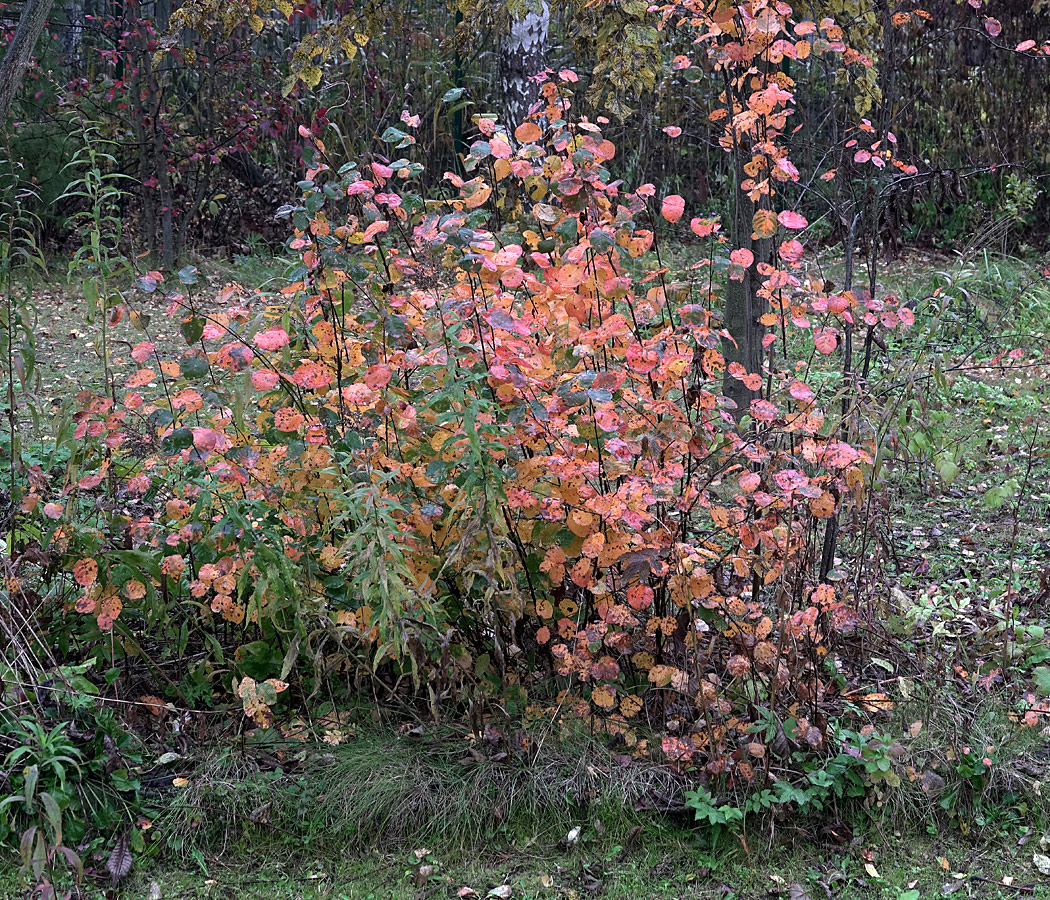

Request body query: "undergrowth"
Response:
[149, 687, 1049, 868]
[156, 723, 683, 861]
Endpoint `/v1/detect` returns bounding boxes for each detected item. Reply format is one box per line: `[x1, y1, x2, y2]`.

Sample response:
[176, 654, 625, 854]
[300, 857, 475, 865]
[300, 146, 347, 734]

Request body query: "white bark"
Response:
[62, 0, 85, 73]
[499, 1, 549, 129]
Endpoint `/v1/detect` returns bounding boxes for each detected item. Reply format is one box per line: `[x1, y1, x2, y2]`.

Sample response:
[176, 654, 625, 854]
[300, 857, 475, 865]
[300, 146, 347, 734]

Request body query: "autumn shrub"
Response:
[5, 57, 939, 806]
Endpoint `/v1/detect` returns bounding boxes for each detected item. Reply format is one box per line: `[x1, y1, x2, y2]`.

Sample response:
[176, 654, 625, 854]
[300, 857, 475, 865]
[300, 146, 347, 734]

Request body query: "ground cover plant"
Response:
[2, 0, 1050, 897]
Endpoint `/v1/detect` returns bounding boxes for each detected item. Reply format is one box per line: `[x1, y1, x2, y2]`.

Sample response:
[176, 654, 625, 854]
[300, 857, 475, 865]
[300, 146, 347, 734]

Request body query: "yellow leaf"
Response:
[493, 158, 512, 181]
[857, 692, 893, 713]
[248, 13, 264, 32]
[620, 695, 643, 717]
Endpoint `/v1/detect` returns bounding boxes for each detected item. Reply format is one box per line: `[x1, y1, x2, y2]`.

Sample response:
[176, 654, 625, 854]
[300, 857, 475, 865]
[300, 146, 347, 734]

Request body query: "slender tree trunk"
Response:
[61, 0, 86, 74]
[499, 0, 549, 128]
[721, 175, 756, 415]
[721, 83, 769, 419]
[142, 47, 175, 267]
[130, 25, 157, 257]
[0, 0, 56, 124]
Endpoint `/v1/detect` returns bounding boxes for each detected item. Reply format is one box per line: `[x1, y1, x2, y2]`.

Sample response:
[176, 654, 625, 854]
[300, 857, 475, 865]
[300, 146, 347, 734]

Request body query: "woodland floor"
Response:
[3, 828, 1050, 899]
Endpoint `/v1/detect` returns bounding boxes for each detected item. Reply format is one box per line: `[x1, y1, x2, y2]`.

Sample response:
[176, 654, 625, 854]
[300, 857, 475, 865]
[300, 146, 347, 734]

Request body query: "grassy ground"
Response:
[5, 827, 1050, 899]
[10, 250, 290, 400]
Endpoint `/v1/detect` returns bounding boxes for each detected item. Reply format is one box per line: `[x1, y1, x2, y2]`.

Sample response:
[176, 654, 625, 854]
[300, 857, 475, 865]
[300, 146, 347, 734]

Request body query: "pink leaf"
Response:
[251, 371, 280, 391]
[778, 210, 808, 229]
[253, 328, 290, 351]
[739, 472, 762, 493]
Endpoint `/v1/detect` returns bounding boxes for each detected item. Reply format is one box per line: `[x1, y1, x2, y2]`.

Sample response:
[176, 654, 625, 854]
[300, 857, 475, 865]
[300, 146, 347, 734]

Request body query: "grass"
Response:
[9, 826, 1050, 899]
[154, 722, 686, 862]
[119, 690, 1050, 898]
[1, 247, 290, 408]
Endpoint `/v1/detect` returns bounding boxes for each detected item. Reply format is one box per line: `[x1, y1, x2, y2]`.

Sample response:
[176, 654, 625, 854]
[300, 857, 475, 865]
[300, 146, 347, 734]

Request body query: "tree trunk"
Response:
[61, 0, 85, 73]
[0, 0, 56, 124]
[499, 1, 549, 129]
[721, 148, 770, 419]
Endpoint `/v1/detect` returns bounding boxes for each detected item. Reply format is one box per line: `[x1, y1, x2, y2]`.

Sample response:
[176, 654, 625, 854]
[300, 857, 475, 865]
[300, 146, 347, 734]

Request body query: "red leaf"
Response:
[813, 328, 838, 354]
[364, 364, 393, 389]
[730, 248, 754, 268]
[690, 217, 720, 237]
[627, 584, 654, 610]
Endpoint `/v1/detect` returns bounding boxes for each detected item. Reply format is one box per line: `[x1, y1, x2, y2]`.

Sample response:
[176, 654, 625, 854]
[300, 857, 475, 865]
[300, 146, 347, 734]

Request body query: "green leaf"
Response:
[39, 792, 62, 840]
[162, 428, 194, 453]
[179, 352, 210, 379]
[1033, 666, 1050, 697]
[180, 317, 205, 344]
[23, 765, 38, 804]
[380, 126, 408, 144]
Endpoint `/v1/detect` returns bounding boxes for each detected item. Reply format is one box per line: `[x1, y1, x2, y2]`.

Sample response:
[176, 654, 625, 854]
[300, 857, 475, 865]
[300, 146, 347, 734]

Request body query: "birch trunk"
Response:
[61, 0, 85, 74]
[499, 1, 549, 129]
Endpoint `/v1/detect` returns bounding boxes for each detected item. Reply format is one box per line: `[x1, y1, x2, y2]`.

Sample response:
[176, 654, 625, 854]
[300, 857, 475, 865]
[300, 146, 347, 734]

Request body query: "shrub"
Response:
[7, 70, 925, 800]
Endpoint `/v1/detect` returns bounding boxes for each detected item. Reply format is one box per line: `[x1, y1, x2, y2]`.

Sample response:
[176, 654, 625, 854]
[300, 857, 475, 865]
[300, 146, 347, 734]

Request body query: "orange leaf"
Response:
[661, 194, 685, 223]
[514, 122, 542, 143]
[273, 407, 305, 432]
[73, 558, 99, 587]
[752, 208, 778, 238]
